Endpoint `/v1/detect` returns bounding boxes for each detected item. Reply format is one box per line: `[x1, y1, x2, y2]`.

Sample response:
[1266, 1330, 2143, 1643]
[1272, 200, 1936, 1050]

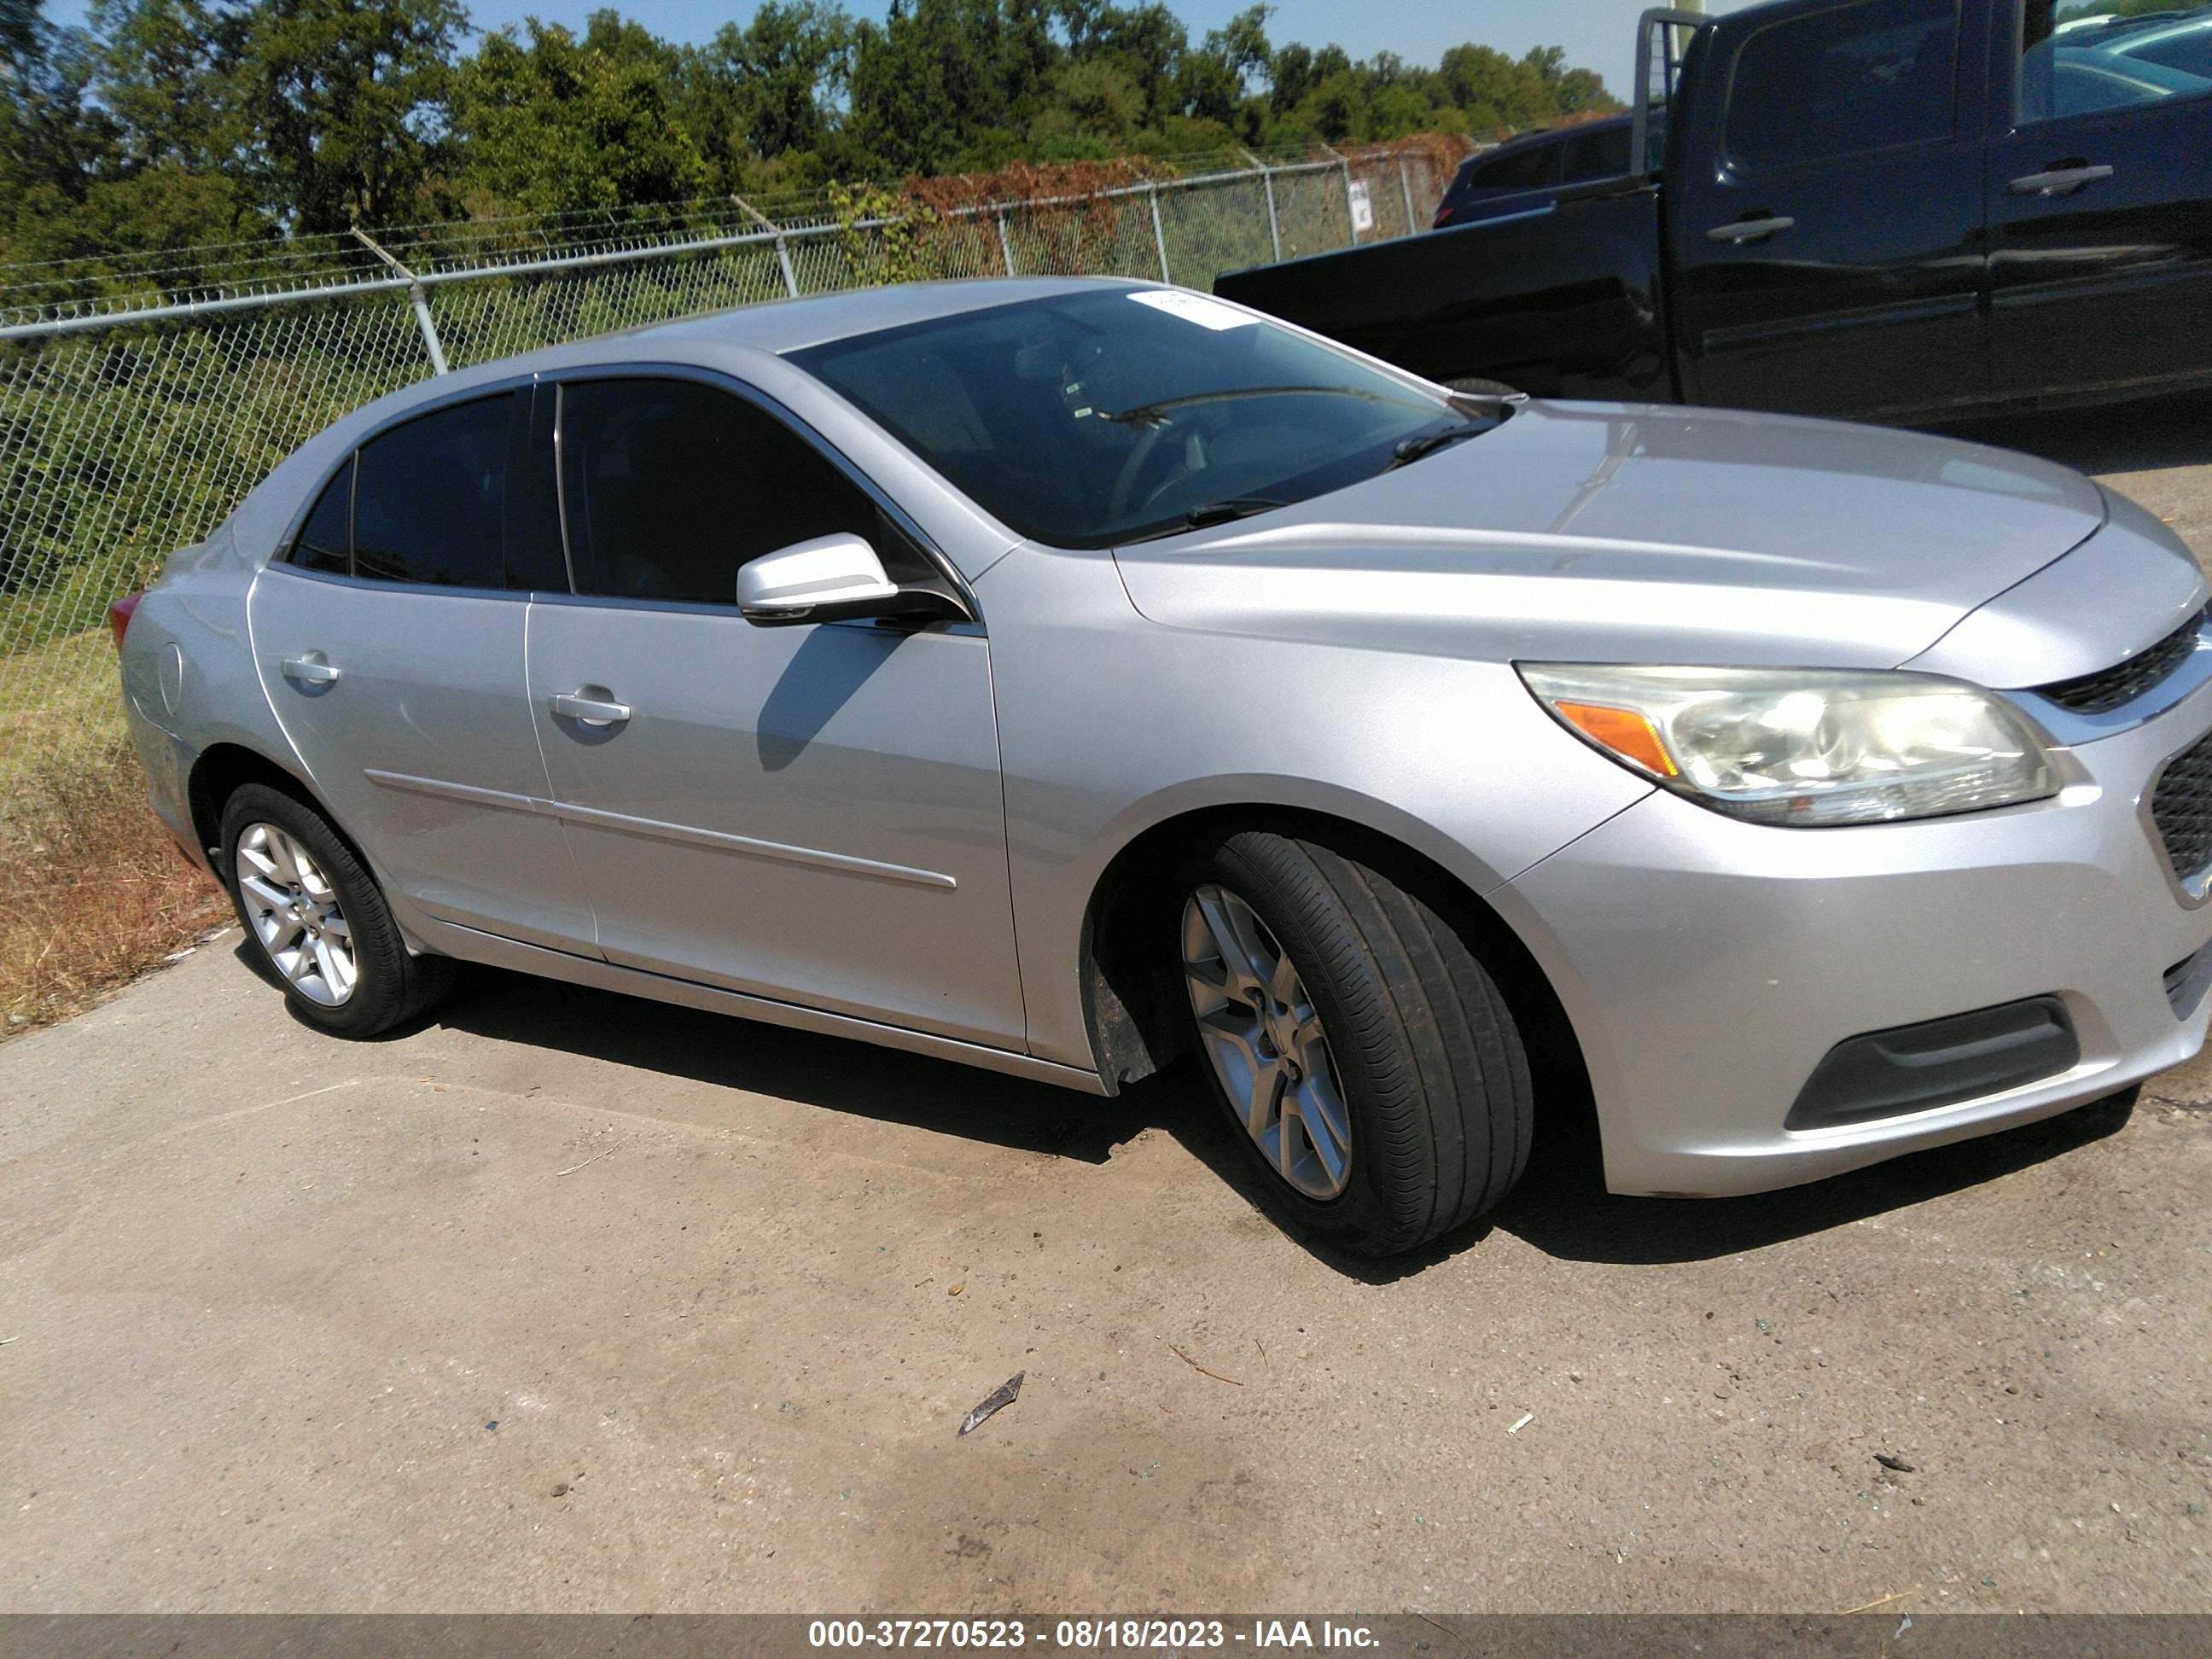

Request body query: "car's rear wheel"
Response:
[1175, 830, 1533, 1256]
[218, 783, 452, 1037]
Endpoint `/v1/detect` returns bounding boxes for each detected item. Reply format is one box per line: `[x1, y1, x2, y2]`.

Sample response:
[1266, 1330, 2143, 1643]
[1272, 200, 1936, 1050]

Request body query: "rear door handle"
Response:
[2009, 164, 2113, 196]
[550, 690, 632, 728]
[279, 653, 341, 685]
[1705, 214, 1796, 243]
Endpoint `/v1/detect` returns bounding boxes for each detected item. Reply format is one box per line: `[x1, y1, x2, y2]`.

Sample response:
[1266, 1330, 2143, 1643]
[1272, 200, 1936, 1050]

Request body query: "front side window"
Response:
[556, 378, 923, 606]
[2016, 1, 2212, 124]
[1726, 0, 1958, 169]
[789, 288, 1485, 548]
[351, 393, 514, 588]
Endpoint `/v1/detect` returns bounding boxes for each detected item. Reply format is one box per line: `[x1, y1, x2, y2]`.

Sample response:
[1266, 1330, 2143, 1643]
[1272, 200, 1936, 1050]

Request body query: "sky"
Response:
[49, 1, 1770, 108]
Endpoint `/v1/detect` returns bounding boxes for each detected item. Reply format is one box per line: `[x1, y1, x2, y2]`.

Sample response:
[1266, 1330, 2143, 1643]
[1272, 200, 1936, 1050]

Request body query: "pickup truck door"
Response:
[1668, 0, 1991, 419]
[1984, 0, 2212, 403]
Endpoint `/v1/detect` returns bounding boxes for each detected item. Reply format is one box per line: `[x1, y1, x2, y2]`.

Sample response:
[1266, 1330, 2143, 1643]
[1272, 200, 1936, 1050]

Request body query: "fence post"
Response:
[996, 212, 1016, 276]
[1397, 155, 1417, 235]
[1324, 145, 1358, 246]
[1243, 148, 1283, 262]
[1146, 183, 1171, 284]
[349, 226, 448, 375]
[734, 196, 800, 298]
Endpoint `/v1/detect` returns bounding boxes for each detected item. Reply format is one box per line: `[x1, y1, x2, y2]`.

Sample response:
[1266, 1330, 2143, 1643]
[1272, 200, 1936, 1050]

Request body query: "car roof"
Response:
[209, 275, 1155, 566]
[629, 274, 1144, 356]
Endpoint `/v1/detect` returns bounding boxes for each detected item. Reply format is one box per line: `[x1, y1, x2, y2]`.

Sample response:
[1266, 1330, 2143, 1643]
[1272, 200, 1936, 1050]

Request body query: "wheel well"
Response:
[1079, 806, 1589, 1111]
[186, 744, 323, 876]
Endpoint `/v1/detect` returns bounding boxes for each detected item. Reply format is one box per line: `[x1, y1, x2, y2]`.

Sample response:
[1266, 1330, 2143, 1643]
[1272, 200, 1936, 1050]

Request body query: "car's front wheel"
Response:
[218, 783, 453, 1037]
[1175, 830, 1533, 1255]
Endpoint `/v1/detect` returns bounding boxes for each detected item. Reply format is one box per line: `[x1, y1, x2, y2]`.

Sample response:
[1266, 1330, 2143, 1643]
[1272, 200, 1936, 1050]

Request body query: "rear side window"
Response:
[1726, 0, 1958, 169]
[290, 459, 352, 575]
[556, 377, 922, 607]
[1562, 124, 1633, 183]
[1467, 141, 1563, 192]
[350, 393, 515, 588]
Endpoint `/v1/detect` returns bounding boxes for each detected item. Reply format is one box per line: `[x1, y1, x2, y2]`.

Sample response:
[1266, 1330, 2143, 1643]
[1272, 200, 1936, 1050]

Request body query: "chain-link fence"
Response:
[0, 139, 1473, 818]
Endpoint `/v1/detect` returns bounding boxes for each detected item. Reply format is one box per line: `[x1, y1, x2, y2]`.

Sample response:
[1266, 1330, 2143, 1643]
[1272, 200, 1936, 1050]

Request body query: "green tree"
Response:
[227, 0, 465, 230]
[455, 14, 712, 214]
[3, 0, 41, 75]
[680, 0, 853, 193]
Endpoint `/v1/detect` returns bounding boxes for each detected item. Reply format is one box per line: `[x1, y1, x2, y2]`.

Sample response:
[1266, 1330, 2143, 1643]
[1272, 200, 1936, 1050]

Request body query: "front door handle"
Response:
[279, 653, 341, 685]
[2009, 163, 2113, 197]
[1705, 214, 1796, 243]
[550, 690, 632, 728]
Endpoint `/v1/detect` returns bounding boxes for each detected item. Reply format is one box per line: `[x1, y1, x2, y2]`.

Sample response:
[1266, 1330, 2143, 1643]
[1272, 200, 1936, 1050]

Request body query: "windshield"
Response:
[788, 288, 1476, 548]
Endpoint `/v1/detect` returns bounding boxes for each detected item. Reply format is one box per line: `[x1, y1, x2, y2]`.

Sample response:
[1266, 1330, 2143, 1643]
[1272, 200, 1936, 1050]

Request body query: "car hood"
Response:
[1111, 400, 2142, 673]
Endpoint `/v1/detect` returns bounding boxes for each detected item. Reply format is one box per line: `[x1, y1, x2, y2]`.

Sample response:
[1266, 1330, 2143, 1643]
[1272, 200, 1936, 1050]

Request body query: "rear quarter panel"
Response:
[119, 527, 305, 862]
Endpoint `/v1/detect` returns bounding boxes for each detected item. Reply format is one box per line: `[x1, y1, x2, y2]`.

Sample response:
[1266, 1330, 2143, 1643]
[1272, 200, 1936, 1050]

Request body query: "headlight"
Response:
[1517, 664, 2058, 826]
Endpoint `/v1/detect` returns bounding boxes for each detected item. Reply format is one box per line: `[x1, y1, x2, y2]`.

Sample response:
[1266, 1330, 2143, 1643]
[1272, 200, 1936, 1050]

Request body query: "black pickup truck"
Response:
[1215, 0, 2212, 422]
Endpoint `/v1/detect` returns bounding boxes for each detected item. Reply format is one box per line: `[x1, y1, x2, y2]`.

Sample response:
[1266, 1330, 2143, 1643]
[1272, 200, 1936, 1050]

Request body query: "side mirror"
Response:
[736, 533, 903, 627]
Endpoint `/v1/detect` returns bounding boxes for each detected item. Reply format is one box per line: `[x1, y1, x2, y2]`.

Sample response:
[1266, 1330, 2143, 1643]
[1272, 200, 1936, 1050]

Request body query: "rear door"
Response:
[249, 385, 598, 953]
[1669, 0, 1990, 417]
[523, 372, 1026, 1050]
[1985, 0, 2212, 401]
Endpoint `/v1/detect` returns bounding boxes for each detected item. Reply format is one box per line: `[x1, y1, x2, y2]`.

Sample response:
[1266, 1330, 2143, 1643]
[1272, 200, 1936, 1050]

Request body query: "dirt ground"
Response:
[2, 390, 2209, 1615]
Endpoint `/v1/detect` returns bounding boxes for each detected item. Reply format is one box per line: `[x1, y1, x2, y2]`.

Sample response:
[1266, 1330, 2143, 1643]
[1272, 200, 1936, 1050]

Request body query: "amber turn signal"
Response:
[1552, 700, 1679, 778]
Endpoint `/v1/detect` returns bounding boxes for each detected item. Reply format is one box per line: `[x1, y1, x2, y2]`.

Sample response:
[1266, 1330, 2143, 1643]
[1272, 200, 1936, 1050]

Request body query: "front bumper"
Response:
[1493, 678, 2212, 1197]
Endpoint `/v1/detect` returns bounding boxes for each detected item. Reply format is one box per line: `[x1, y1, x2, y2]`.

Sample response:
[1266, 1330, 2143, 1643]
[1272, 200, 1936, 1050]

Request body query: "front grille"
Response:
[2036, 608, 2206, 714]
[2151, 728, 2212, 885]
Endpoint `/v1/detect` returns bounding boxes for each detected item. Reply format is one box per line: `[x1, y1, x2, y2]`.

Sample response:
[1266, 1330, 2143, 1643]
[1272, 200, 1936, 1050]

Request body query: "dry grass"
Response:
[1, 740, 229, 1033]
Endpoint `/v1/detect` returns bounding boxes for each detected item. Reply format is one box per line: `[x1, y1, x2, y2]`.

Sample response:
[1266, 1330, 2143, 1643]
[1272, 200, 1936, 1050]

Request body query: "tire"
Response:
[1443, 375, 1524, 400]
[218, 782, 454, 1038]
[1174, 830, 1534, 1256]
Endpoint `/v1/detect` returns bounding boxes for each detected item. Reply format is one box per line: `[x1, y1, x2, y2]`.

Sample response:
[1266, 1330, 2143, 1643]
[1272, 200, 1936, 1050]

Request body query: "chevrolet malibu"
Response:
[114, 276, 2212, 1256]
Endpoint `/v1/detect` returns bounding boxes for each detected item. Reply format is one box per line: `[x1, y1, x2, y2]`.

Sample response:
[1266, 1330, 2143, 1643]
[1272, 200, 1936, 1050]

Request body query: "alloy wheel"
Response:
[235, 821, 359, 1007]
[1180, 883, 1353, 1199]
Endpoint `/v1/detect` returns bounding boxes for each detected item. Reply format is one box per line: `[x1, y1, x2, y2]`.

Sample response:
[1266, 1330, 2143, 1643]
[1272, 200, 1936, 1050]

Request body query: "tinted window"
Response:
[557, 378, 917, 606]
[2017, 5, 2212, 122]
[1727, 0, 1958, 169]
[2132, 18, 2212, 79]
[1562, 124, 1633, 183]
[291, 458, 352, 575]
[1469, 141, 1563, 192]
[352, 393, 513, 588]
[792, 288, 1489, 549]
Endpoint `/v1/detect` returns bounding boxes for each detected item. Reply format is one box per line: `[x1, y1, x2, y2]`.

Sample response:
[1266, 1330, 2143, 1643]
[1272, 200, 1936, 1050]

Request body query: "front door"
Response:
[1985, 0, 2212, 402]
[1669, 0, 1989, 418]
[249, 387, 598, 953]
[524, 373, 1027, 1050]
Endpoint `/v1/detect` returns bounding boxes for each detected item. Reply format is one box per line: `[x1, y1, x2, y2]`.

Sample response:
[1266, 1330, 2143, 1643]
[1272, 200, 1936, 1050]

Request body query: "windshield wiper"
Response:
[1121, 497, 1286, 542]
[1103, 385, 1419, 428]
[1383, 421, 1497, 471]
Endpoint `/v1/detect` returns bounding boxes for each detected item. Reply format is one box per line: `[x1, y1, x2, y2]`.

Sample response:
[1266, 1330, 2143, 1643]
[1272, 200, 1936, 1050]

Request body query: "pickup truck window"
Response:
[1726, 0, 1959, 170]
[1470, 143, 1563, 192]
[2017, 4, 2212, 123]
[1563, 124, 1633, 183]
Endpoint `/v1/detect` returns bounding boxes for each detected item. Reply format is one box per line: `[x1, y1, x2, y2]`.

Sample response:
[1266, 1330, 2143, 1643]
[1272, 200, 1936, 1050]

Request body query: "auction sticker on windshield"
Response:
[1126, 289, 1256, 329]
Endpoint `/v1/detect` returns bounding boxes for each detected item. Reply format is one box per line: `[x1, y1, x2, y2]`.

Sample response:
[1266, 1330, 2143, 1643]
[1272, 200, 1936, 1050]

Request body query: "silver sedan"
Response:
[114, 276, 2212, 1255]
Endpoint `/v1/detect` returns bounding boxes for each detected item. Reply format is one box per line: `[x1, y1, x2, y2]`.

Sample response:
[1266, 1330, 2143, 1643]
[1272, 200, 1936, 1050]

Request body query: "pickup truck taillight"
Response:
[1432, 206, 1455, 229]
[108, 591, 142, 649]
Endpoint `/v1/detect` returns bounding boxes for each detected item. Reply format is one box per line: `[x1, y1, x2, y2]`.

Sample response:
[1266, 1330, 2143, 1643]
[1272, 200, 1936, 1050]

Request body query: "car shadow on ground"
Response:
[1926, 386, 2212, 477]
[392, 956, 2140, 1282]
